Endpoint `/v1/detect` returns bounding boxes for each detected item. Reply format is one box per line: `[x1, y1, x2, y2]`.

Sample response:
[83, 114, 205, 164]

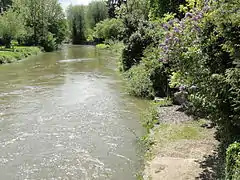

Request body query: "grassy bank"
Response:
[0, 46, 41, 64]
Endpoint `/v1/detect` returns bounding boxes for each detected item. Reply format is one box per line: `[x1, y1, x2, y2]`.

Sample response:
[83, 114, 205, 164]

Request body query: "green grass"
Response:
[96, 43, 110, 49]
[0, 46, 41, 64]
[154, 97, 173, 107]
[154, 120, 208, 148]
[96, 42, 124, 53]
[157, 123, 201, 141]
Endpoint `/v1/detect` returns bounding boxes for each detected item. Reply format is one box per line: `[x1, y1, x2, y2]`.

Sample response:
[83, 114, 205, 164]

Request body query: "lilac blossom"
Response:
[203, 5, 210, 12]
[174, 37, 179, 43]
[194, 25, 201, 33]
[162, 23, 169, 30]
[168, 20, 174, 26]
[174, 27, 180, 33]
[185, 12, 193, 18]
[179, 85, 186, 91]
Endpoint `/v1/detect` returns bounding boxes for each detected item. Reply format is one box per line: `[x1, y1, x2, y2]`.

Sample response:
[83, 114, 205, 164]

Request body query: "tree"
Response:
[0, 8, 25, 48]
[67, 5, 86, 44]
[148, 0, 186, 19]
[107, 0, 126, 18]
[13, 0, 67, 50]
[86, 0, 108, 29]
[93, 18, 124, 41]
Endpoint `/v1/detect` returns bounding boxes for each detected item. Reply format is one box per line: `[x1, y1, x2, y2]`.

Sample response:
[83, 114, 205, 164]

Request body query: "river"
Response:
[0, 45, 148, 180]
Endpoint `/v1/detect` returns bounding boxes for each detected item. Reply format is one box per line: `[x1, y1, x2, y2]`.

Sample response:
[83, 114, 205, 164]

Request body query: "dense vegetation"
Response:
[0, 46, 40, 64]
[0, 0, 67, 52]
[66, 1, 108, 43]
[79, 0, 239, 178]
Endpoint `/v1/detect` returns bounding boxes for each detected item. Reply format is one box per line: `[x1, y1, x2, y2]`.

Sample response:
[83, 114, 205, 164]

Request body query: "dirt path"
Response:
[144, 105, 219, 180]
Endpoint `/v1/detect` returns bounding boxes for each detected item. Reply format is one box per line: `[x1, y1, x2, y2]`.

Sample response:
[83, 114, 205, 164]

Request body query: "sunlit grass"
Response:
[0, 46, 41, 64]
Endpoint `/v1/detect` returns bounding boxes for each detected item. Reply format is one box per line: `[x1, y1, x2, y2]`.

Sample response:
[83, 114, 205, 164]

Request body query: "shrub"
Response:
[142, 46, 169, 97]
[226, 142, 240, 180]
[121, 32, 146, 71]
[121, 21, 158, 71]
[124, 45, 169, 98]
[40, 32, 57, 52]
[158, 0, 240, 143]
[93, 18, 124, 41]
[124, 64, 154, 98]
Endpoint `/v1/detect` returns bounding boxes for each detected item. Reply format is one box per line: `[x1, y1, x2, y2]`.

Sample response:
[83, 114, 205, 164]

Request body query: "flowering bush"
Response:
[159, 0, 240, 143]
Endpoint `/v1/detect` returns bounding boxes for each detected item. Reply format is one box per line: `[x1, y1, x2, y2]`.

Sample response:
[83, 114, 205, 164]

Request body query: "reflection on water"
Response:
[0, 45, 149, 180]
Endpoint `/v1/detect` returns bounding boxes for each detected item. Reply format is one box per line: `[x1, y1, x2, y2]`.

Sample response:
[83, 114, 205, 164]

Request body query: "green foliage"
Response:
[107, 0, 126, 18]
[141, 102, 159, 133]
[67, 5, 86, 44]
[226, 142, 240, 180]
[0, 8, 25, 48]
[40, 32, 57, 52]
[123, 45, 169, 98]
[124, 64, 154, 98]
[10, 0, 66, 50]
[154, 97, 173, 107]
[121, 21, 154, 71]
[157, 0, 240, 143]
[148, 0, 186, 19]
[86, 0, 108, 29]
[141, 46, 169, 97]
[96, 43, 110, 49]
[169, 72, 192, 88]
[93, 18, 124, 42]
[0, 46, 40, 64]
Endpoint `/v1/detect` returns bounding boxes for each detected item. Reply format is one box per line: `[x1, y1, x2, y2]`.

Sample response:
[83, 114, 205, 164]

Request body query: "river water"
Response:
[0, 45, 148, 180]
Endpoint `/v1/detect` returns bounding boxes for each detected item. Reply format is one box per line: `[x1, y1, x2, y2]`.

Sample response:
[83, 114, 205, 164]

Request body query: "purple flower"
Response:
[194, 25, 201, 32]
[165, 38, 170, 44]
[203, 5, 210, 12]
[162, 23, 169, 30]
[174, 27, 180, 33]
[180, 21, 185, 28]
[174, 37, 179, 42]
[179, 85, 186, 91]
[185, 12, 192, 18]
[192, 15, 199, 21]
[168, 20, 174, 26]
[163, 46, 168, 51]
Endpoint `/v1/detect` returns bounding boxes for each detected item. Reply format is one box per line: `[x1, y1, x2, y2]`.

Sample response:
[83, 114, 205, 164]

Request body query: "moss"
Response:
[0, 46, 41, 64]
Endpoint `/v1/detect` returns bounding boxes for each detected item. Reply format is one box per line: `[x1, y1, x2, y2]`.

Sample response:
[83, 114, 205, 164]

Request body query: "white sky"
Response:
[59, 0, 93, 10]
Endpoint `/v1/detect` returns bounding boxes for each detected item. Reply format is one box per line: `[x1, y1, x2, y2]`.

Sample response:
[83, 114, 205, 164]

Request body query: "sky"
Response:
[59, 0, 92, 10]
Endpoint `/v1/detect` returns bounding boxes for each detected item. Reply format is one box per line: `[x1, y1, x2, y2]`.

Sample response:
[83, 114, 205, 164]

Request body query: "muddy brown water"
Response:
[0, 45, 149, 180]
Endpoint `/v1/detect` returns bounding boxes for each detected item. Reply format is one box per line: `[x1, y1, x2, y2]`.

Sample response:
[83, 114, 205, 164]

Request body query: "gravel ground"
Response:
[157, 105, 194, 123]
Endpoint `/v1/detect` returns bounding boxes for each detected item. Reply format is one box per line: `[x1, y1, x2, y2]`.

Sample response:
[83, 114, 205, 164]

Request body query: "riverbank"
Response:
[142, 103, 221, 180]
[0, 46, 41, 64]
